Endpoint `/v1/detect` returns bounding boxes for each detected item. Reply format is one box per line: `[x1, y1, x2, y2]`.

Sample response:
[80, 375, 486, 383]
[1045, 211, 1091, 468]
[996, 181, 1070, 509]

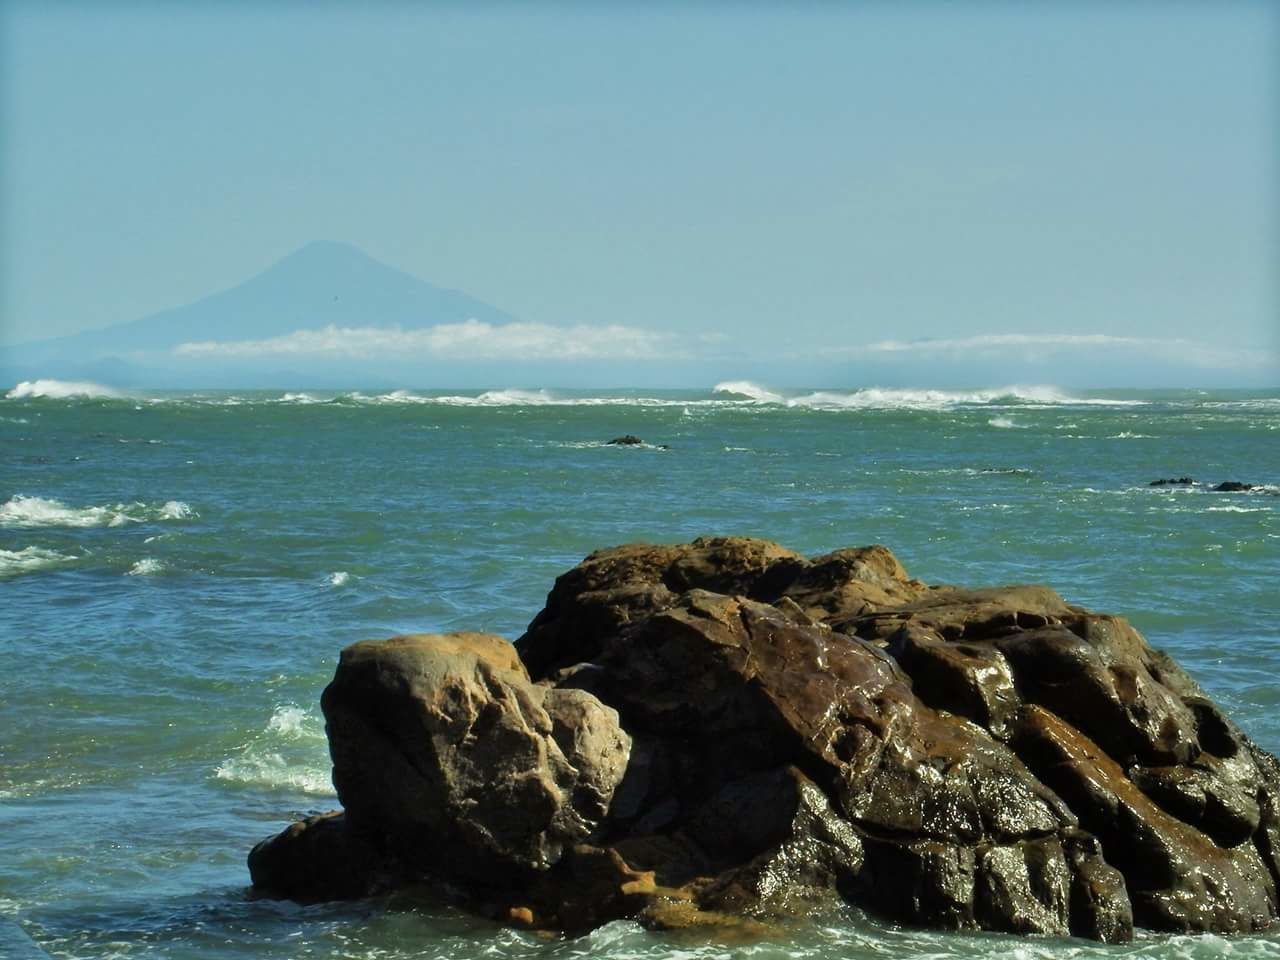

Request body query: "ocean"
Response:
[2, 378, 1278, 960]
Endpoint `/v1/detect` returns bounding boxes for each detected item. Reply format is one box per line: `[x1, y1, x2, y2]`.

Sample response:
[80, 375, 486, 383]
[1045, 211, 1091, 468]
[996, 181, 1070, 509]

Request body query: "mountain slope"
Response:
[5, 241, 515, 366]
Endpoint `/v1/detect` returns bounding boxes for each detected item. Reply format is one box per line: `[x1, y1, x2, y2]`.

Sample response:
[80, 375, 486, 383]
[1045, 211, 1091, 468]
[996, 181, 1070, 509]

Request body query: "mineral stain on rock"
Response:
[248, 538, 1280, 942]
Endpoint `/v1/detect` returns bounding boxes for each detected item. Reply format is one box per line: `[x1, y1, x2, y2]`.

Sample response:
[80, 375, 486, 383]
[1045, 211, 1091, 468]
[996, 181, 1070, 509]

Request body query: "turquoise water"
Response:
[2, 381, 1278, 959]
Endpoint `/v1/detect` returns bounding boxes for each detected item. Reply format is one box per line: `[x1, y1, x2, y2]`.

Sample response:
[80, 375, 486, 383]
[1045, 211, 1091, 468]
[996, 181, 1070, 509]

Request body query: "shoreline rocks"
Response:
[249, 538, 1280, 942]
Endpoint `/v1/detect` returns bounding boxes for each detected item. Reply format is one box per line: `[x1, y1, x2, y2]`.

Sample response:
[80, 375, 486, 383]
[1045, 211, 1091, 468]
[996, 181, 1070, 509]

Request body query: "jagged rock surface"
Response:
[248, 537, 1280, 942]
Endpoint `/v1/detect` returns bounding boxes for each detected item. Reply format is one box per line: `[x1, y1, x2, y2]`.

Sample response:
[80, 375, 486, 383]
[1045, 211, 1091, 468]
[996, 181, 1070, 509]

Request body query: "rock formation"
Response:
[249, 538, 1280, 942]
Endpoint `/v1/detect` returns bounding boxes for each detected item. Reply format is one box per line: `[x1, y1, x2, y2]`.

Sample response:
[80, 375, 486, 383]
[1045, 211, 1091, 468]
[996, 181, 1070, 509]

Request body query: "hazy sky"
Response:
[1, 2, 1277, 383]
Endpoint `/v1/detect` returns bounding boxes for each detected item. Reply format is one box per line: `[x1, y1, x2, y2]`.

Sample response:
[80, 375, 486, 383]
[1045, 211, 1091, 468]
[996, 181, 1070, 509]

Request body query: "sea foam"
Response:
[5, 379, 121, 400]
[0, 546, 77, 579]
[214, 704, 335, 796]
[0, 495, 196, 529]
[714, 382, 1141, 411]
[433, 388, 559, 406]
[712, 380, 785, 403]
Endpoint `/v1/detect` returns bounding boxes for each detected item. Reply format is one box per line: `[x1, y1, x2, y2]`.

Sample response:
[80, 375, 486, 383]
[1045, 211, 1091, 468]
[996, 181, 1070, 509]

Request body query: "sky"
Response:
[1, 1, 1277, 386]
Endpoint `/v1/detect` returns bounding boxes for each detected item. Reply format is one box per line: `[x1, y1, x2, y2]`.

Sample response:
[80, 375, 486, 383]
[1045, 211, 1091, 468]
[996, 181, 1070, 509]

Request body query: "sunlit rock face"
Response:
[249, 537, 1280, 943]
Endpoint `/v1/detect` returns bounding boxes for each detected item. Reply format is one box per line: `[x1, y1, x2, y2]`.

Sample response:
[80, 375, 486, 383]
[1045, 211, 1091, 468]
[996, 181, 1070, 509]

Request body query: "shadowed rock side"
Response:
[249, 537, 1280, 942]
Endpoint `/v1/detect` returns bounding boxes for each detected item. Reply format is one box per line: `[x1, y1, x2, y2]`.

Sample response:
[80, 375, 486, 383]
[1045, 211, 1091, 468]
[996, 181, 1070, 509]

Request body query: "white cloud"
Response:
[864, 333, 1149, 352]
[174, 319, 683, 361]
[853, 333, 1272, 369]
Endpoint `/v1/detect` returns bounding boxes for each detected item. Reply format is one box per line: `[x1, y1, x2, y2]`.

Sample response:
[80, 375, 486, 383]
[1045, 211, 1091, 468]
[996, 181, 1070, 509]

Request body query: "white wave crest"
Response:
[0, 546, 77, 579]
[214, 704, 334, 796]
[0, 495, 196, 528]
[788, 386, 1067, 410]
[715, 383, 1147, 410]
[5, 379, 121, 400]
[327, 571, 350, 587]
[988, 416, 1025, 429]
[126, 557, 164, 576]
[373, 389, 427, 403]
[436, 388, 559, 406]
[158, 500, 194, 520]
[712, 380, 784, 403]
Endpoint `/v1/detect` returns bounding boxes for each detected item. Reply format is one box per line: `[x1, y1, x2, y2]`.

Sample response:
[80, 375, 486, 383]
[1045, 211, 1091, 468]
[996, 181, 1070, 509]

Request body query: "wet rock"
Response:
[1063, 829, 1133, 942]
[606, 435, 644, 445]
[248, 538, 1280, 944]
[687, 766, 865, 916]
[519, 537, 928, 679]
[248, 812, 405, 901]
[1150, 477, 1195, 486]
[1214, 481, 1254, 492]
[1014, 705, 1275, 932]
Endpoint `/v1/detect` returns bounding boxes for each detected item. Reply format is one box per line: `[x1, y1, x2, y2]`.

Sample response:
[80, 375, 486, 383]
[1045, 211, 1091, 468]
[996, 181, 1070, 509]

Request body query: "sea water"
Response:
[1, 380, 1278, 959]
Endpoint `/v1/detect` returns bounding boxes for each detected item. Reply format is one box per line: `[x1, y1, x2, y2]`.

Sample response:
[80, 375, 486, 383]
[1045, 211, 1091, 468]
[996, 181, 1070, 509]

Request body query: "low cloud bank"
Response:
[175, 319, 681, 361]
[856, 333, 1269, 370]
[169, 322, 1274, 379]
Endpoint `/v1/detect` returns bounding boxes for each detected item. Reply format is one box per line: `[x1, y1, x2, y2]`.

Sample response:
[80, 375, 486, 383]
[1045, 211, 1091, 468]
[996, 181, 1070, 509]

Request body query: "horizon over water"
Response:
[2, 377, 1279, 959]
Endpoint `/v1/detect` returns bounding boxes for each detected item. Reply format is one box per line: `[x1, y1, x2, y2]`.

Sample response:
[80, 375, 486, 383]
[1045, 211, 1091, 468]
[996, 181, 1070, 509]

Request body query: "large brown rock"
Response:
[248, 538, 1280, 944]
[319, 632, 631, 883]
[518, 536, 928, 680]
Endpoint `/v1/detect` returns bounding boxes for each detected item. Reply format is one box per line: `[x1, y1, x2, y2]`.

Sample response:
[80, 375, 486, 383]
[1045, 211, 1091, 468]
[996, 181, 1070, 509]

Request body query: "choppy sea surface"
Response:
[2, 378, 1278, 960]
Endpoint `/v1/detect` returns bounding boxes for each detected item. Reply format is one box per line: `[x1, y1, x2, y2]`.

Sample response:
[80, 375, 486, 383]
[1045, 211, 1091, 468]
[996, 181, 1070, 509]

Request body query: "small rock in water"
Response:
[606, 435, 644, 446]
[1213, 481, 1254, 492]
[248, 537, 1280, 943]
[1149, 477, 1195, 486]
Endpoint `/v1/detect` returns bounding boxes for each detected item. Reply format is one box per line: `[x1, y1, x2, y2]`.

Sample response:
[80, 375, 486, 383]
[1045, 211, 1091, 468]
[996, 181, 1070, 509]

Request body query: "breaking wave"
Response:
[0, 495, 195, 529]
[716, 382, 1144, 410]
[422, 388, 559, 406]
[0, 546, 78, 579]
[5, 379, 121, 400]
[214, 704, 334, 796]
[712, 380, 785, 403]
[125, 557, 164, 576]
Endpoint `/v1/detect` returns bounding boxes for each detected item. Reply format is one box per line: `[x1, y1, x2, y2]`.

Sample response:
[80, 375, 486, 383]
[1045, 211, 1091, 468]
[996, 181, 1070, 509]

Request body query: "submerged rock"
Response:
[249, 538, 1280, 942]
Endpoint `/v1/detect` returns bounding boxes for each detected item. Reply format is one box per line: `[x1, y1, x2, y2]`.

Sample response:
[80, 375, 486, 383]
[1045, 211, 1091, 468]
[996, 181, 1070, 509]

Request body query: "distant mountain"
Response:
[1, 241, 516, 383]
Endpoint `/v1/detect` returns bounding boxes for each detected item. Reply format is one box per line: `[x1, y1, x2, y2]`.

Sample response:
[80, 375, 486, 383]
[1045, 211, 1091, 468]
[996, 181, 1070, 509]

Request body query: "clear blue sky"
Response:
[1, 2, 1276, 384]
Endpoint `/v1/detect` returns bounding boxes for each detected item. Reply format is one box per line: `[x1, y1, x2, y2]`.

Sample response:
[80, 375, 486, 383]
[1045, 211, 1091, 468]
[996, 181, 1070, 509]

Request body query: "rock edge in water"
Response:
[249, 537, 1280, 942]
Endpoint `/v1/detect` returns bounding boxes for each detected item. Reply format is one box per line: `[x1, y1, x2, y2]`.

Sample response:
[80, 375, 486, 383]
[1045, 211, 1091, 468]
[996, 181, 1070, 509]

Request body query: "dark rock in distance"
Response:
[607, 435, 644, 446]
[248, 537, 1280, 943]
[1150, 477, 1195, 487]
[1214, 482, 1254, 492]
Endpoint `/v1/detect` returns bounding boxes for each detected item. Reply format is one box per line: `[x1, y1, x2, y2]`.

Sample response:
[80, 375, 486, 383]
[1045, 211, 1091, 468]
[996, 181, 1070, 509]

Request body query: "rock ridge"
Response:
[248, 537, 1280, 942]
